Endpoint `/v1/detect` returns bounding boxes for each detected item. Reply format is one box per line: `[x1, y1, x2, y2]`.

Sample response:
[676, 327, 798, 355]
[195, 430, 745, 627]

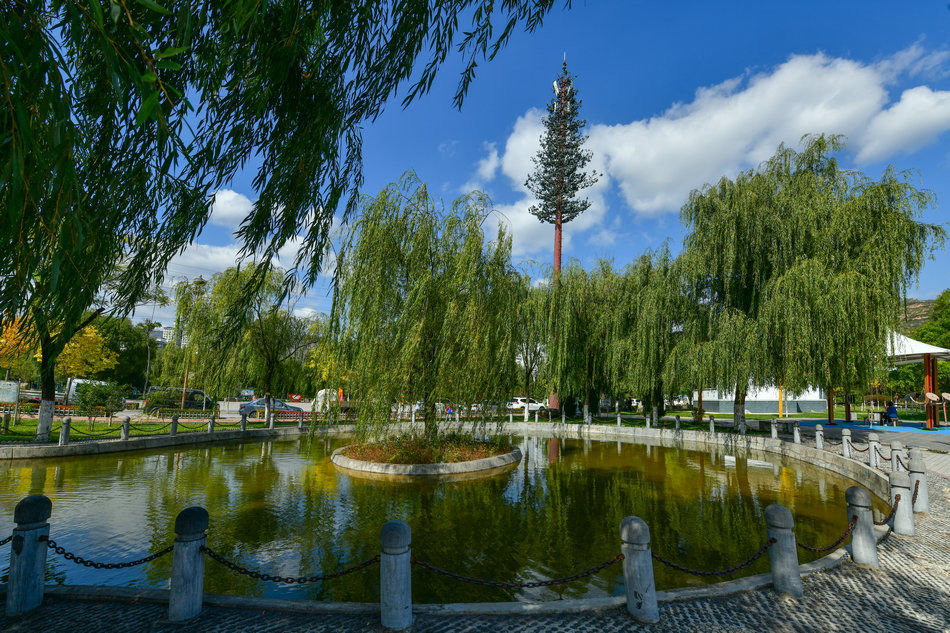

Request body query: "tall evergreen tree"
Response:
[525, 61, 600, 275]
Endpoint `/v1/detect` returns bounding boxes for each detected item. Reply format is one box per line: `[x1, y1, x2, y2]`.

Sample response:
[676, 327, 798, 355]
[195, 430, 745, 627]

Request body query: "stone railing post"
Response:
[380, 520, 412, 631]
[620, 516, 658, 623]
[868, 433, 880, 468]
[508, 411, 513, 424]
[168, 506, 209, 621]
[675, 415, 681, 431]
[770, 418, 778, 439]
[644, 412, 651, 429]
[708, 415, 715, 435]
[298, 411, 304, 430]
[845, 486, 877, 567]
[58, 416, 71, 446]
[764, 504, 802, 598]
[120, 415, 131, 441]
[170, 414, 178, 436]
[5, 495, 52, 616]
[2, 412, 10, 434]
[268, 413, 275, 429]
[814, 424, 824, 450]
[792, 421, 801, 444]
[207, 414, 215, 434]
[534, 410, 538, 424]
[888, 472, 914, 536]
[890, 442, 905, 473]
[240, 414, 247, 433]
[907, 448, 929, 514]
[841, 429, 852, 459]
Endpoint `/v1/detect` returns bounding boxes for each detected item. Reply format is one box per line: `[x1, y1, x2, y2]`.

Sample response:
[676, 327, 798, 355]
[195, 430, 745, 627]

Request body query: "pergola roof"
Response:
[887, 331, 950, 366]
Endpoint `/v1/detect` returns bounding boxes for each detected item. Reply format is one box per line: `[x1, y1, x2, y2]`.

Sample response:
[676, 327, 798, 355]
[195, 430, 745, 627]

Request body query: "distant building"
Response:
[148, 326, 176, 349]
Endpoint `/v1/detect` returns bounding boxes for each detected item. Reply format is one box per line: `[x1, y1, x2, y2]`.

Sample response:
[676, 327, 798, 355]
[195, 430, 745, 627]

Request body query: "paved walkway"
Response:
[1, 473, 948, 633]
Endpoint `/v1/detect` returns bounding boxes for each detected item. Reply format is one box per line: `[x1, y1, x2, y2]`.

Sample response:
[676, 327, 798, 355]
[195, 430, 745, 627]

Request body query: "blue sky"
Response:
[142, 1, 950, 325]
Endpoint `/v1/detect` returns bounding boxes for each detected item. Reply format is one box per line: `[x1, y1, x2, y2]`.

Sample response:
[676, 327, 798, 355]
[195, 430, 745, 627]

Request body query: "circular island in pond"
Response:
[331, 435, 522, 477]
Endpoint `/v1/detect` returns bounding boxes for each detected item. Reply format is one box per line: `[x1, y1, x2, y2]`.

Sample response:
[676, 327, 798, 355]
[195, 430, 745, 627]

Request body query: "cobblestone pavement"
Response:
[1, 474, 947, 633]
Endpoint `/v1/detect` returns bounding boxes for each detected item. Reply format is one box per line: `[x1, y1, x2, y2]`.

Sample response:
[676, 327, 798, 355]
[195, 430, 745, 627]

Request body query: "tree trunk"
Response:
[825, 389, 835, 425]
[423, 399, 437, 441]
[36, 337, 57, 440]
[844, 387, 851, 423]
[733, 386, 747, 435]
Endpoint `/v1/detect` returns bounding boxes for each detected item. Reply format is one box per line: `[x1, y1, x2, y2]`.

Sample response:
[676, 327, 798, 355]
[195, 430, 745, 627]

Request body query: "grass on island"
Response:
[343, 434, 512, 465]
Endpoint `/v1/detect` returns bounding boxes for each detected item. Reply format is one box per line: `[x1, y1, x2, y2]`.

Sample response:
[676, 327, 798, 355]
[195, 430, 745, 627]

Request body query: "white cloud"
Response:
[209, 189, 254, 231]
[469, 45, 950, 240]
[858, 86, 950, 162]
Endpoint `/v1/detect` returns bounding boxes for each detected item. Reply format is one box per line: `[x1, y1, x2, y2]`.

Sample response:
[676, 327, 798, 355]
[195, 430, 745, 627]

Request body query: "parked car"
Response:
[144, 387, 212, 412]
[239, 398, 302, 417]
[506, 397, 546, 412]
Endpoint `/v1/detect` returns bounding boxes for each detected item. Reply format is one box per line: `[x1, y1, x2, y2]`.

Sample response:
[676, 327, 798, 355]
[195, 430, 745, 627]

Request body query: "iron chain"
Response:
[874, 494, 900, 526]
[69, 426, 122, 438]
[45, 538, 172, 569]
[874, 446, 891, 462]
[895, 453, 907, 470]
[129, 422, 172, 434]
[847, 440, 869, 453]
[411, 554, 624, 589]
[650, 539, 775, 577]
[797, 517, 856, 553]
[912, 479, 920, 505]
[823, 438, 842, 446]
[201, 545, 379, 584]
[0, 533, 12, 547]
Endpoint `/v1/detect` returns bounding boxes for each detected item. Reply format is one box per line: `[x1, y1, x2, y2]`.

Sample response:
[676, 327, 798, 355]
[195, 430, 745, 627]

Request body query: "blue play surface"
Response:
[796, 419, 950, 435]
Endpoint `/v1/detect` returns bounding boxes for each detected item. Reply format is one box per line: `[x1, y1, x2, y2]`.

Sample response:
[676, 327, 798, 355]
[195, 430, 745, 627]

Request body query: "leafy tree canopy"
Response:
[331, 176, 519, 438]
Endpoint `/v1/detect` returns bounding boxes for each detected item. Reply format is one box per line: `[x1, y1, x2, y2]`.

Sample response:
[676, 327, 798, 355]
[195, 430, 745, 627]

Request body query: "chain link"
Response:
[129, 422, 173, 434]
[650, 539, 775, 577]
[874, 494, 900, 526]
[895, 453, 907, 470]
[874, 446, 891, 462]
[69, 426, 122, 438]
[823, 437, 842, 446]
[411, 554, 624, 589]
[912, 479, 920, 505]
[175, 421, 210, 430]
[797, 517, 856, 553]
[847, 440, 869, 453]
[201, 545, 379, 584]
[45, 538, 173, 568]
[0, 533, 12, 547]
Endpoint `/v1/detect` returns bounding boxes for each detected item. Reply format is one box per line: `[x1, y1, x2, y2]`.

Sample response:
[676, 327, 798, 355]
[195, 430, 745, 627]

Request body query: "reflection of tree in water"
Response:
[0, 436, 877, 603]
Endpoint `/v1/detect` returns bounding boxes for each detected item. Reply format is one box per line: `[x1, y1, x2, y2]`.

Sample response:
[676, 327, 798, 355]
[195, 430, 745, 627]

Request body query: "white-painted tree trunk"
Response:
[35, 400, 55, 440]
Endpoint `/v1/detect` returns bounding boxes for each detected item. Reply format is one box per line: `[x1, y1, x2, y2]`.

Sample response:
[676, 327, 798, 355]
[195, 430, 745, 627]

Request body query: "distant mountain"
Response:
[900, 298, 935, 333]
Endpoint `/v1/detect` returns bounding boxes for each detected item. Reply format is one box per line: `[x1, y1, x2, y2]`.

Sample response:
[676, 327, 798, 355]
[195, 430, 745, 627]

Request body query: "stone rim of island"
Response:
[330, 444, 523, 476]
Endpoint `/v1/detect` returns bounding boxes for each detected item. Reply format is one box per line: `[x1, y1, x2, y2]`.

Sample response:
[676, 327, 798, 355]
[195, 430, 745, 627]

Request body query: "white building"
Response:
[696, 385, 826, 415]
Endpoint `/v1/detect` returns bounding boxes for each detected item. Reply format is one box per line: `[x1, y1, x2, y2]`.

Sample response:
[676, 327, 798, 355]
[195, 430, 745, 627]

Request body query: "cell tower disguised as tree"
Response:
[525, 60, 599, 275]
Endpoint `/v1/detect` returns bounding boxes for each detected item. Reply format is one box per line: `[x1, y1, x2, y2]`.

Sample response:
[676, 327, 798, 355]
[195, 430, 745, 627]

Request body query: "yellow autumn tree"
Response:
[52, 326, 118, 379]
[0, 318, 34, 378]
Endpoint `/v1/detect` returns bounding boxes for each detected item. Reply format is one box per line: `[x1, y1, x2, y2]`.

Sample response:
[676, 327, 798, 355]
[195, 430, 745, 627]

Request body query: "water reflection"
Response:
[0, 436, 885, 603]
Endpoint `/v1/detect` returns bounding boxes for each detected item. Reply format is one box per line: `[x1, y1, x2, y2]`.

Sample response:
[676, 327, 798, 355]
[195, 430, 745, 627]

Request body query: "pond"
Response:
[0, 434, 888, 603]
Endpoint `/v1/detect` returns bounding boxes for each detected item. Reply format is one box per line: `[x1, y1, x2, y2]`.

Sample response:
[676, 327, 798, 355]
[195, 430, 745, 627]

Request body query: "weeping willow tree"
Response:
[546, 260, 619, 422]
[331, 177, 520, 440]
[610, 247, 683, 420]
[166, 265, 316, 416]
[677, 135, 945, 427]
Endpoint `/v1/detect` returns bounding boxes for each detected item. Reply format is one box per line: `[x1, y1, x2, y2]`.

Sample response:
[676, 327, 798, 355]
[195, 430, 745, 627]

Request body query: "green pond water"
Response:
[0, 434, 887, 603]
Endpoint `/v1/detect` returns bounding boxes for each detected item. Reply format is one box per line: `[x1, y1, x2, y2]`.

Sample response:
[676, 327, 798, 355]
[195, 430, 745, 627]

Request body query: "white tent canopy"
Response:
[887, 331, 950, 366]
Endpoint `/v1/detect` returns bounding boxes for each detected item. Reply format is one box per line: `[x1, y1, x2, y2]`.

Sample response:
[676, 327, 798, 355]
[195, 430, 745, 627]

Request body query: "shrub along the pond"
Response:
[342, 434, 511, 465]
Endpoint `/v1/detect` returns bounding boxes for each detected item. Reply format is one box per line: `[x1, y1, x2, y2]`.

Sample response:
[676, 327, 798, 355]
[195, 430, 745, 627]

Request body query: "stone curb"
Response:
[330, 445, 522, 476]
